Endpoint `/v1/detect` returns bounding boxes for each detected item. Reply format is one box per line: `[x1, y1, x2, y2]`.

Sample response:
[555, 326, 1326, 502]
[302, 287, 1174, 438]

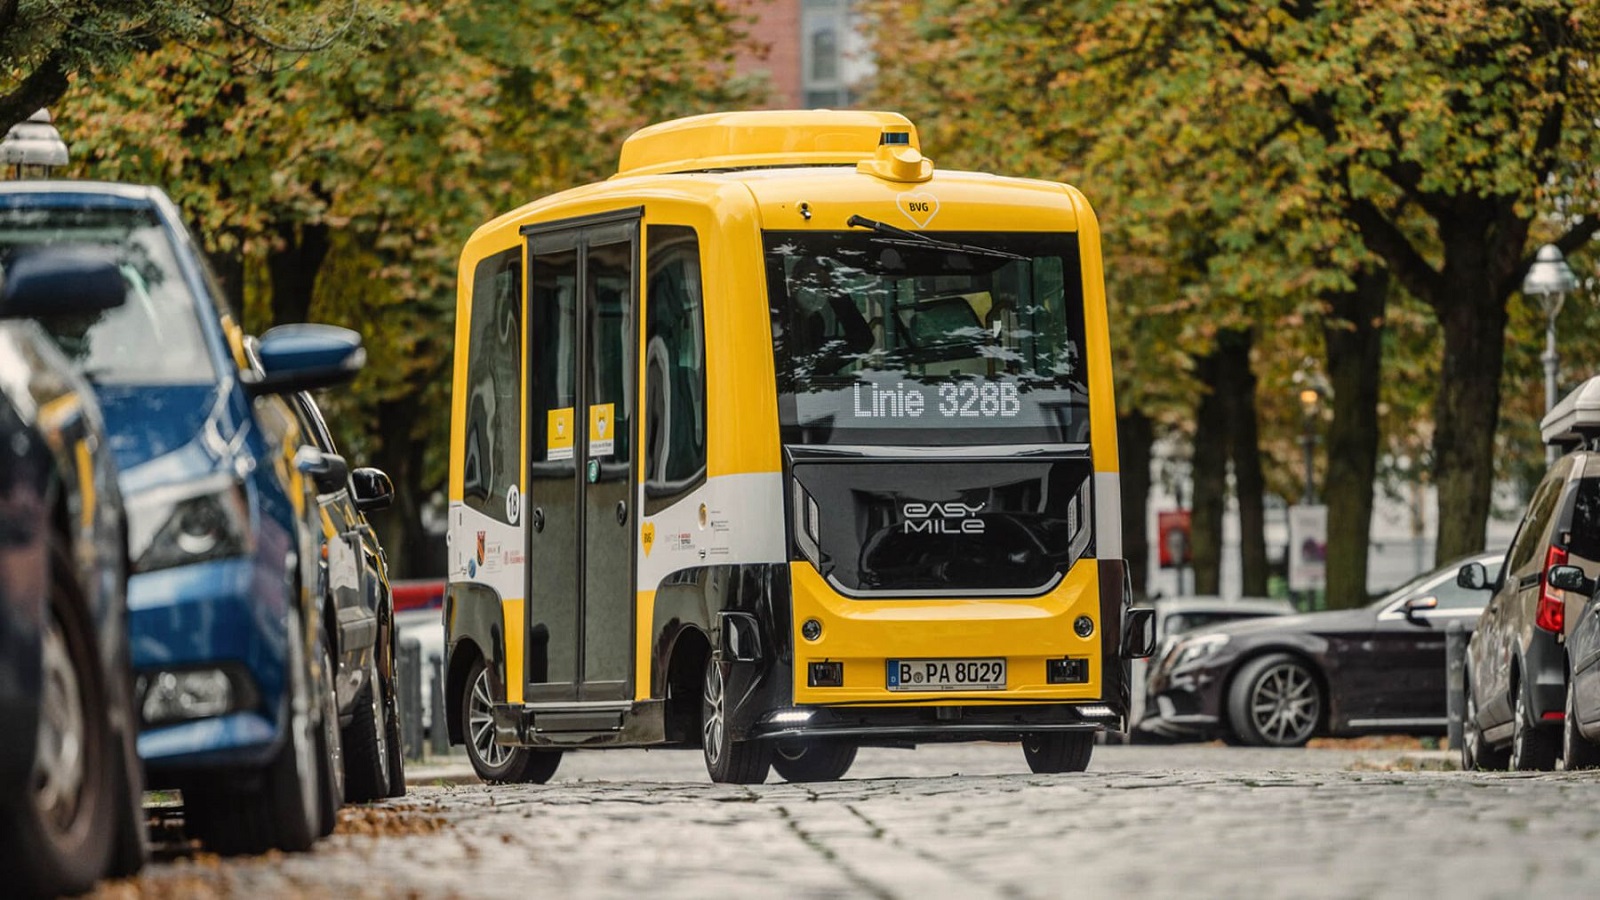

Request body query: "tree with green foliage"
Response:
[0, 0, 384, 132]
[62, 0, 765, 574]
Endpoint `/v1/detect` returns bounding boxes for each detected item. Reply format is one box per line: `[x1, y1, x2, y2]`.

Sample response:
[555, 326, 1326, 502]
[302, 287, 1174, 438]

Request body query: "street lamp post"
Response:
[1524, 244, 1579, 466]
[1299, 387, 1319, 504]
[0, 109, 69, 179]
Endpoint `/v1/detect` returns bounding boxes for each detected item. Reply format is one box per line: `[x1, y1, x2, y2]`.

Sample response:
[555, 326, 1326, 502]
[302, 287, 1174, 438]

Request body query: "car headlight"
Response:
[1171, 633, 1230, 671]
[128, 474, 252, 573]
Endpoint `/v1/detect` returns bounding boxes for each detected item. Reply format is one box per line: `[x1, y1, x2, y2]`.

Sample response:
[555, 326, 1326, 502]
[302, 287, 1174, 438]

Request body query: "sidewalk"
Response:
[403, 752, 480, 786]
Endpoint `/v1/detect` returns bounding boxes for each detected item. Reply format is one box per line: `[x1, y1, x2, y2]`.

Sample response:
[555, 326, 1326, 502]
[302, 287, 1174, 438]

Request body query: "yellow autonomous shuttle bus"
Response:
[445, 110, 1153, 784]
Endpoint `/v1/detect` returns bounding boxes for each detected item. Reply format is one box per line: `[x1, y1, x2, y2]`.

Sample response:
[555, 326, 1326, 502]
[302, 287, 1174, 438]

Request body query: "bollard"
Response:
[397, 636, 425, 761]
[1446, 619, 1466, 751]
[428, 653, 450, 756]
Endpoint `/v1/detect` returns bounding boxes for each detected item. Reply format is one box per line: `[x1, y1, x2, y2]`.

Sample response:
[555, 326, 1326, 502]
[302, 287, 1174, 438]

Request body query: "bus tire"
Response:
[701, 654, 771, 784]
[772, 740, 857, 783]
[1021, 732, 1094, 774]
[460, 656, 562, 784]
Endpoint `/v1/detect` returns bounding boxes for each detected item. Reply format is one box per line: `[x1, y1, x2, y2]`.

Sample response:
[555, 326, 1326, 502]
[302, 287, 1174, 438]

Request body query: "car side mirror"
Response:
[352, 467, 394, 513]
[1402, 595, 1439, 624]
[243, 324, 366, 396]
[295, 446, 349, 495]
[1121, 607, 1157, 659]
[0, 246, 126, 320]
[1457, 562, 1489, 591]
[1547, 564, 1594, 595]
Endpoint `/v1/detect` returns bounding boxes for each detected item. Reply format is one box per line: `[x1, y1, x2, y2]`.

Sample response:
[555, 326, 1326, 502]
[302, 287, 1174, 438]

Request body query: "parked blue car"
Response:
[0, 246, 146, 894]
[0, 181, 391, 854]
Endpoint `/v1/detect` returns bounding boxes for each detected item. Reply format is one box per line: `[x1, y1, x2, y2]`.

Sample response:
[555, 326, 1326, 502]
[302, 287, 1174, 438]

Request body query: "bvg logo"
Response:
[902, 501, 986, 534]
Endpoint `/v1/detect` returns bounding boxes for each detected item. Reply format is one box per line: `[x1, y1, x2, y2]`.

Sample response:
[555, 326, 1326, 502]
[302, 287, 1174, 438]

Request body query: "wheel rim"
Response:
[33, 611, 87, 832]
[321, 643, 343, 805]
[702, 660, 725, 767]
[1513, 690, 1530, 768]
[469, 665, 510, 769]
[369, 656, 389, 786]
[289, 614, 320, 827]
[1248, 662, 1319, 745]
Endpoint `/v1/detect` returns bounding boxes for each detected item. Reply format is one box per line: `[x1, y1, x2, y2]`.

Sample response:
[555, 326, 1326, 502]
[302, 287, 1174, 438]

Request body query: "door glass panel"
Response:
[644, 225, 707, 515]
[528, 245, 579, 687]
[584, 236, 635, 687]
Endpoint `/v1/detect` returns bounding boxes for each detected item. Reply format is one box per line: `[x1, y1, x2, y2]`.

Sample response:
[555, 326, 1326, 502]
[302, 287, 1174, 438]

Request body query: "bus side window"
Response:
[461, 247, 522, 523]
[644, 225, 707, 515]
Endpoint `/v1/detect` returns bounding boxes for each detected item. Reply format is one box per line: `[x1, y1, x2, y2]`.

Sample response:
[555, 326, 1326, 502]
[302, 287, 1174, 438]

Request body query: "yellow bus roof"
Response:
[615, 109, 920, 178]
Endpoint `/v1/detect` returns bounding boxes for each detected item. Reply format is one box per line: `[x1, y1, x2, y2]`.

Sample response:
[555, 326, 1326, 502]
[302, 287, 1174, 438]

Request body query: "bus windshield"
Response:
[765, 230, 1089, 446]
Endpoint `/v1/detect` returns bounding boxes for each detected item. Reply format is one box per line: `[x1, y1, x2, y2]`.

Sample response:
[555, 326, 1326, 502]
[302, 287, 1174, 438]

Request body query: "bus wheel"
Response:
[460, 657, 562, 784]
[772, 740, 857, 783]
[1021, 732, 1094, 774]
[701, 655, 771, 784]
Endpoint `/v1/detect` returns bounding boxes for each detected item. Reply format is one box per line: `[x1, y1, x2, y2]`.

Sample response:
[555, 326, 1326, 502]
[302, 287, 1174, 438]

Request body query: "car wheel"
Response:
[460, 656, 562, 784]
[187, 607, 326, 854]
[314, 631, 343, 837]
[1227, 653, 1321, 747]
[1562, 680, 1600, 771]
[1021, 732, 1095, 774]
[1510, 682, 1559, 772]
[1462, 668, 1509, 772]
[772, 740, 858, 783]
[701, 654, 771, 784]
[1, 550, 117, 896]
[344, 653, 396, 802]
[381, 636, 407, 798]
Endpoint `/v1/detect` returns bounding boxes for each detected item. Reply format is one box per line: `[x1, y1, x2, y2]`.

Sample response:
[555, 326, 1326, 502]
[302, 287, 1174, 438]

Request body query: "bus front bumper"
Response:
[747, 702, 1119, 744]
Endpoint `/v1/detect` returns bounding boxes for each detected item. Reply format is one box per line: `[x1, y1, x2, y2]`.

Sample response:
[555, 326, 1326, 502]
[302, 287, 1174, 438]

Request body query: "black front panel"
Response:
[789, 455, 1092, 596]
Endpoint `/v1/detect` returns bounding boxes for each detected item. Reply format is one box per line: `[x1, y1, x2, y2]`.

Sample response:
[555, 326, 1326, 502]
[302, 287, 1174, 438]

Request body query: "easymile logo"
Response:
[902, 501, 986, 535]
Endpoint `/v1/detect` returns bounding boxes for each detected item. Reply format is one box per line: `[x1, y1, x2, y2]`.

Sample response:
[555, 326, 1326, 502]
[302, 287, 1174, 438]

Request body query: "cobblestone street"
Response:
[96, 743, 1600, 899]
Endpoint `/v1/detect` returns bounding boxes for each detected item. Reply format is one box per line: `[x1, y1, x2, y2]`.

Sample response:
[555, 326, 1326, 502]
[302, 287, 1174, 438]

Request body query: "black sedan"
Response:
[0, 247, 145, 894]
[1143, 553, 1503, 747]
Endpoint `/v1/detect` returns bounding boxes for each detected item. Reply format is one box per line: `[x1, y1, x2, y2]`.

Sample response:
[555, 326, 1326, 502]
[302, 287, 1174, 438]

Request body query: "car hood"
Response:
[95, 383, 232, 479]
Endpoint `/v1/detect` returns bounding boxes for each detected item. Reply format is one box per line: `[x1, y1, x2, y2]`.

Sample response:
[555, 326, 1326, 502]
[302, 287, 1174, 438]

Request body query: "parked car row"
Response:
[0, 179, 404, 893]
[1457, 376, 1600, 771]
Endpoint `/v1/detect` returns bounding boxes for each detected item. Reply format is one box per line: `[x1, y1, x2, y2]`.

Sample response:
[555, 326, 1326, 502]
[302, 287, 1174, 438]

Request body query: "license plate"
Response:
[886, 658, 1006, 692]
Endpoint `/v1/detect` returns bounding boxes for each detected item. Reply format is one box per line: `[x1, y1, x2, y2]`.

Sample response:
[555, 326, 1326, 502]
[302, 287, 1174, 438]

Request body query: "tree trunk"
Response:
[1431, 290, 1508, 562]
[266, 221, 331, 326]
[368, 398, 441, 579]
[1190, 352, 1227, 596]
[1217, 330, 1268, 597]
[1321, 269, 1388, 608]
[1117, 411, 1155, 601]
[205, 238, 247, 321]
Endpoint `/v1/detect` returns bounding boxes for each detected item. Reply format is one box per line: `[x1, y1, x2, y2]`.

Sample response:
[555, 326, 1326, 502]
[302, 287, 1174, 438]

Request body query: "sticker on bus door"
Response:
[589, 403, 615, 457]
[547, 408, 574, 461]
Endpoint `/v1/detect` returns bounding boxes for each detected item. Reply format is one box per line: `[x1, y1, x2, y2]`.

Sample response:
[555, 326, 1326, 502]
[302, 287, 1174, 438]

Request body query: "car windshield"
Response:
[0, 204, 215, 383]
[765, 230, 1089, 446]
[1164, 610, 1280, 638]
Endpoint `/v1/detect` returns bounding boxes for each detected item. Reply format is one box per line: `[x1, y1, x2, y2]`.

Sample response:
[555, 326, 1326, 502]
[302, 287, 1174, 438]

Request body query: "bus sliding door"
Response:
[523, 211, 639, 704]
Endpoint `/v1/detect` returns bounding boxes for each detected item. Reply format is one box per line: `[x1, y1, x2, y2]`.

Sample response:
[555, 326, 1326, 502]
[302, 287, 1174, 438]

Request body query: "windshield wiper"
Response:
[845, 214, 1029, 261]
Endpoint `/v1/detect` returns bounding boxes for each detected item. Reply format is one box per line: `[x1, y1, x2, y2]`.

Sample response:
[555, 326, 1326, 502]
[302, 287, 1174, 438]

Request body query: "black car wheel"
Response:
[701, 654, 771, 784]
[460, 656, 562, 784]
[1462, 668, 1509, 771]
[187, 607, 326, 854]
[772, 740, 858, 783]
[1510, 683, 1559, 772]
[381, 634, 407, 798]
[1227, 653, 1321, 747]
[1562, 680, 1600, 771]
[2, 549, 117, 896]
[314, 630, 343, 838]
[344, 653, 396, 802]
[1021, 732, 1095, 774]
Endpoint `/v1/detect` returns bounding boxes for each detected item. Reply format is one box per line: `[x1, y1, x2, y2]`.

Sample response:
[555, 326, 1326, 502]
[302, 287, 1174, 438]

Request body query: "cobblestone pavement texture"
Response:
[100, 743, 1600, 899]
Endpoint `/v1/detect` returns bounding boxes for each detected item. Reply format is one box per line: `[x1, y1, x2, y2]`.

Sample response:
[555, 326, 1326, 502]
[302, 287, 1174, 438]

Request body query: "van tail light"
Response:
[1537, 545, 1568, 633]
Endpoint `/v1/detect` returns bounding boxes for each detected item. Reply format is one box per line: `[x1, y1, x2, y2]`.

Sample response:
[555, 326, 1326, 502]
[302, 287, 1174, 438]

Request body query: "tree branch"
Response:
[0, 51, 71, 134]
[1345, 196, 1447, 307]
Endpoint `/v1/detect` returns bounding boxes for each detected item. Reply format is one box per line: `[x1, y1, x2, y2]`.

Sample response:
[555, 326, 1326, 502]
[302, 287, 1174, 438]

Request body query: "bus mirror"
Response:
[719, 611, 763, 663]
[1121, 608, 1156, 659]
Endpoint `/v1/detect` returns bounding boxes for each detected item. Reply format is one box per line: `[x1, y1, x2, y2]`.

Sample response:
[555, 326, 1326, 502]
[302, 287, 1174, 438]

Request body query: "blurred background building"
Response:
[732, 0, 872, 108]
